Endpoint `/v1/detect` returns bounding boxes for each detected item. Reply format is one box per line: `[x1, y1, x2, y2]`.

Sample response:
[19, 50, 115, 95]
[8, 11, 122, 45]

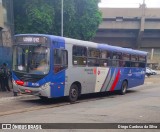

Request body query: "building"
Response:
[0, 0, 13, 66]
[93, 4, 160, 68]
[0, 0, 14, 47]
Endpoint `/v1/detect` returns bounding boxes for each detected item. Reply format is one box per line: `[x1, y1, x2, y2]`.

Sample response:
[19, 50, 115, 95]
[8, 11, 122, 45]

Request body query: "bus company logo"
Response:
[2, 124, 11, 129]
[32, 83, 39, 87]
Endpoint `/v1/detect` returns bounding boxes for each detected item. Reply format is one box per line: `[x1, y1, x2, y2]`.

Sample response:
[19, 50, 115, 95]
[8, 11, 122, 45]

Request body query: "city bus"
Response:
[12, 34, 147, 102]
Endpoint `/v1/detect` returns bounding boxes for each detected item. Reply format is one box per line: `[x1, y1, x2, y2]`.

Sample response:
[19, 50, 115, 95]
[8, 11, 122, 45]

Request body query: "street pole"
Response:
[61, 0, 63, 37]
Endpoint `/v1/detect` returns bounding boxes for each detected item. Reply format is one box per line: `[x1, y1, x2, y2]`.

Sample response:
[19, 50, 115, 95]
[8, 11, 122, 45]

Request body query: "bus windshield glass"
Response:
[13, 45, 50, 75]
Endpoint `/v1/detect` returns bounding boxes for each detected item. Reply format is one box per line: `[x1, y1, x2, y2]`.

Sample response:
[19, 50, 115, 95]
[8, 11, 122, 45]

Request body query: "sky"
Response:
[99, 0, 160, 8]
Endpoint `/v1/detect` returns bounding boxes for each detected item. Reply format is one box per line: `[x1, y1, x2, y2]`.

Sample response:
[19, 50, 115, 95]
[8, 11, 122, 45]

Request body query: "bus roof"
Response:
[99, 44, 147, 56]
[15, 34, 148, 56]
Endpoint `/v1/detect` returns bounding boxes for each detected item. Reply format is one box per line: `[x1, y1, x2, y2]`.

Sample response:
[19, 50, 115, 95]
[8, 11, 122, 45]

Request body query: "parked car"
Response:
[146, 68, 152, 77]
[146, 67, 157, 75]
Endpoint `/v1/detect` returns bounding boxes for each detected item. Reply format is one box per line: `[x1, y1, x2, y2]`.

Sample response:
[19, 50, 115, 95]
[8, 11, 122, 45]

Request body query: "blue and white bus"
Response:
[12, 34, 147, 102]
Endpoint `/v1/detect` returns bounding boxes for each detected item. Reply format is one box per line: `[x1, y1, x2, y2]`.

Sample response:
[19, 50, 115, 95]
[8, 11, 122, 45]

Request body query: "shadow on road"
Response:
[20, 90, 138, 106]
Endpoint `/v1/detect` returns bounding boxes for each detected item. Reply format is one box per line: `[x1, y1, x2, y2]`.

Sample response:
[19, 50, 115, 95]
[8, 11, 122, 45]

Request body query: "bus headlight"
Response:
[41, 82, 51, 90]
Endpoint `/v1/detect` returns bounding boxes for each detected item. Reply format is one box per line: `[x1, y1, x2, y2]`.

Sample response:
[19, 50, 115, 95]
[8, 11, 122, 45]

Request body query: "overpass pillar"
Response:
[136, 3, 146, 49]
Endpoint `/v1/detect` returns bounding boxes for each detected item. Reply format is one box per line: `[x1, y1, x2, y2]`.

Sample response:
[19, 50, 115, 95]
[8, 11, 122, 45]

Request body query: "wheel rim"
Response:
[122, 82, 127, 93]
[71, 88, 77, 99]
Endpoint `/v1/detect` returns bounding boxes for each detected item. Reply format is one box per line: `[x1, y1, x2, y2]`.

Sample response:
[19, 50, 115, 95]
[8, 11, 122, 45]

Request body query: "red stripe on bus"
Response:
[110, 70, 120, 91]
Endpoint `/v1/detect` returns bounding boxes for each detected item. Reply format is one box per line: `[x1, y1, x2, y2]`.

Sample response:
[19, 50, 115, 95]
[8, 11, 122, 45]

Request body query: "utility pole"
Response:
[61, 0, 63, 37]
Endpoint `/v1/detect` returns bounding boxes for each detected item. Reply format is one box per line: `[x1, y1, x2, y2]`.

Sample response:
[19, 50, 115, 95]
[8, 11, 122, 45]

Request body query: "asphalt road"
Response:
[0, 75, 160, 131]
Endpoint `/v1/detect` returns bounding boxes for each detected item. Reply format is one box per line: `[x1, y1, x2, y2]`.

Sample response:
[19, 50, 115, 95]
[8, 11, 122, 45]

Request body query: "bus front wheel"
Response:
[119, 80, 128, 95]
[68, 84, 79, 103]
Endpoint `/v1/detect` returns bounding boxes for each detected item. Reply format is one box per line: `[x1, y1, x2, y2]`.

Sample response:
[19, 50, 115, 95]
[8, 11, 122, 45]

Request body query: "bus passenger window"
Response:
[139, 56, 146, 68]
[139, 63, 145, 68]
[54, 49, 68, 73]
[88, 48, 100, 67]
[99, 50, 112, 67]
[101, 51, 107, 59]
[100, 60, 107, 67]
[135, 63, 139, 67]
[125, 61, 131, 67]
[88, 48, 100, 58]
[122, 53, 130, 67]
[139, 56, 146, 62]
[119, 60, 125, 67]
[88, 59, 99, 66]
[73, 46, 87, 66]
[112, 52, 122, 67]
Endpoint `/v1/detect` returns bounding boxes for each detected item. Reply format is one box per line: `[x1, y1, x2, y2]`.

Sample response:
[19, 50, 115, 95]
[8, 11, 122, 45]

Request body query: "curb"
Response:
[0, 94, 35, 102]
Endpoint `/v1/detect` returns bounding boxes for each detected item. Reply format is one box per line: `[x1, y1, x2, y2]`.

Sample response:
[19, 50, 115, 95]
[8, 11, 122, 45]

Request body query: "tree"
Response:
[73, 0, 102, 40]
[14, 0, 55, 34]
[14, 0, 102, 41]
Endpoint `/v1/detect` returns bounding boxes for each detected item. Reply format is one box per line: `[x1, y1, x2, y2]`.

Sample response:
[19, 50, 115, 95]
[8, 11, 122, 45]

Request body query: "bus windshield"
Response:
[13, 45, 50, 75]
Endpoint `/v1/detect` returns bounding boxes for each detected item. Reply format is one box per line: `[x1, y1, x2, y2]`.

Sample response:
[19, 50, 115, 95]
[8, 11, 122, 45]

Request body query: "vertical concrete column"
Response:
[151, 48, 154, 61]
[141, 3, 145, 32]
[136, 3, 146, 49]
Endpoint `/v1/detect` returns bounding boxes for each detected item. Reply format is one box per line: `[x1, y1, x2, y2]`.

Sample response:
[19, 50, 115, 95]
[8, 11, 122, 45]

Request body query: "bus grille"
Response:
[13, 72, 45, 83]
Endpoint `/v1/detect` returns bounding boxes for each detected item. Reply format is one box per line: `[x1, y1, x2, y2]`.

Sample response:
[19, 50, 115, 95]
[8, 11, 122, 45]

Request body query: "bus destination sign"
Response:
[23, 37, 40, 43]
[15, 36, 48, 44]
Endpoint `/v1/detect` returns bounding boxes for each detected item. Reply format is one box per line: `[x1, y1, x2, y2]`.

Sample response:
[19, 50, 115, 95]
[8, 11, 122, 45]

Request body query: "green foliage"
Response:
[14, 0, 102, 40]
[25, 0, 55, 34]
[14, 0, 55, 34]
[73, 0, 102, 40]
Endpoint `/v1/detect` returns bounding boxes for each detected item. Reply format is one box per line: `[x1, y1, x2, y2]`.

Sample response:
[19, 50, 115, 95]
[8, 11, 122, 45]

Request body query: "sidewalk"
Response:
[0, 90, 34, 102]
[0, 91, 14, 98]
[0, 81, 33, 101]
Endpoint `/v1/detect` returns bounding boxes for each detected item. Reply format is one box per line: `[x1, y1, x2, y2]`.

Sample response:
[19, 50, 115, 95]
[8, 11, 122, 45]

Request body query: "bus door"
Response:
[51, 48, 68, 97]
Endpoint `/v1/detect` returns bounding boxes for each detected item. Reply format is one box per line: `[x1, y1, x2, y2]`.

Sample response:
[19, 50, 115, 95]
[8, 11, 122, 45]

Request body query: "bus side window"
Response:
[131, 55, 139, 67]
[88, 48, 100, 67]
[73, 46, 87, 66]
[112, 52, 122, 67]
[99, 51, 113, 67]
[54, 49, 68, 73]
[121, 53, 130, 67]
[139, 55, 146, 68]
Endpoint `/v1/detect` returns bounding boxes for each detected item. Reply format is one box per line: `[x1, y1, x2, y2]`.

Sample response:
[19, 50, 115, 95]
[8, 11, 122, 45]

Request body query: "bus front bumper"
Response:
[12, 81, 51, 98]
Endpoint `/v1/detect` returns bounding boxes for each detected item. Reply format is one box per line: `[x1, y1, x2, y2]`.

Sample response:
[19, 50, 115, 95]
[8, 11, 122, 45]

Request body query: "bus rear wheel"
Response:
[119, 80, 128, 95]
[68, 84, 79, 103]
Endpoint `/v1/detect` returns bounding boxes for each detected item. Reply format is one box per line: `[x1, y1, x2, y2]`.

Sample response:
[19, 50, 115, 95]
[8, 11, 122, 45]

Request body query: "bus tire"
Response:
[68, 84, 79, 103]
[119, 80, 128, 95]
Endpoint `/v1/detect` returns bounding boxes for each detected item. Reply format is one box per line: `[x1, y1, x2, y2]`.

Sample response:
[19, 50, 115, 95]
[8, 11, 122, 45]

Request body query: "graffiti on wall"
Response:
[2, 28, 12, 47]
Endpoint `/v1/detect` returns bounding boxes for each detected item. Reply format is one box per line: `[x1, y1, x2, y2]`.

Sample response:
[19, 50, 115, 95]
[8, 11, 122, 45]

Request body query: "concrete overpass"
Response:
[93, 4, 160, 67]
